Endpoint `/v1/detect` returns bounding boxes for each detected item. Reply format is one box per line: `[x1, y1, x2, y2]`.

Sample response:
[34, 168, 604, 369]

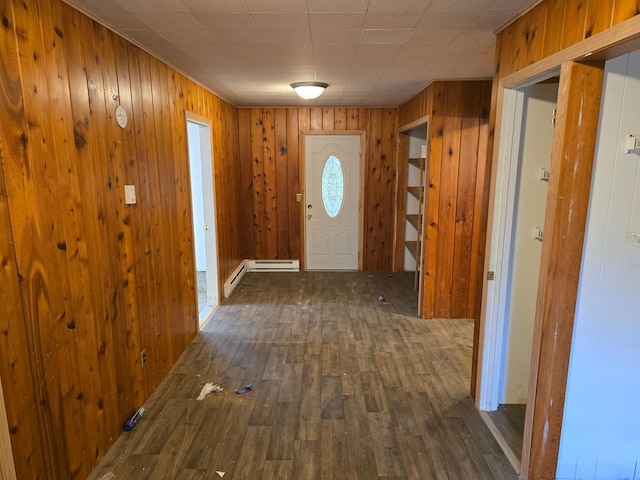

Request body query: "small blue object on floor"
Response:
[235, 384, 253, 394]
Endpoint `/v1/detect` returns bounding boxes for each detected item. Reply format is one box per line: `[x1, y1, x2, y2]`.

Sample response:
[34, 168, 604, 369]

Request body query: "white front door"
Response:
[305, 134, 360, 270]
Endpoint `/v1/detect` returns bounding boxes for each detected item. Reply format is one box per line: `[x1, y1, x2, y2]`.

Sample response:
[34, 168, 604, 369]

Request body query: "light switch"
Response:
[124, 185, 136, 205]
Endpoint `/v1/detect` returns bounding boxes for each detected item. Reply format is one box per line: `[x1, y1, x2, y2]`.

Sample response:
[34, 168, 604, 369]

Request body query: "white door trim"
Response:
[301, 131, 366, 271]
[185, 111, 219, 327]
[476, 87, 525, 411]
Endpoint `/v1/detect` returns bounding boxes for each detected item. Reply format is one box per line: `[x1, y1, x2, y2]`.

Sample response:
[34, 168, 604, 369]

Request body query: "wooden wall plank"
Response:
[275, 108, 289, 258]
[522, 60, 604, 480]
[310, 107, 323, 131]
[450, 85, 482, 319]
[239, 109, 255, 259]
[322, 107, 334, 130]
[251, 109, 266, 258]
[125, 43, 159, 399]
[334, 108, 346, 130]
[262, 108, 278, 259]
[612, 0, 640, 24]
[422, 83, 443, 318]
[434, 83, 463, 318]
[561, 0, 588, 48]
[346, 108, 359, 130]
[286, 108, 300, 261]
[0, 4, 49, 475]
[585, 0, 614, 37]
[542, 0, 567, 58]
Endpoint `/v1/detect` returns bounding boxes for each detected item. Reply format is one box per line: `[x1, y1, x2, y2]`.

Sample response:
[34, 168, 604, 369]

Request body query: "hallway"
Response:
[89, 272, 516, 479]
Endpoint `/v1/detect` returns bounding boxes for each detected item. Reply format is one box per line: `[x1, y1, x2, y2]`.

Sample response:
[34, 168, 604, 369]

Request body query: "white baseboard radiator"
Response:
[223, 260, 247, 298]
[247, 260, 300, 272]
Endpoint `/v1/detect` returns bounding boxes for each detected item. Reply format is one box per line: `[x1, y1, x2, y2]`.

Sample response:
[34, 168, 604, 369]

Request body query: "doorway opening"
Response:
[304, 134, 364, 271]
[186, 115, 218, 326]
[477, 78, 559, 471]
[398, 121, 428, 312]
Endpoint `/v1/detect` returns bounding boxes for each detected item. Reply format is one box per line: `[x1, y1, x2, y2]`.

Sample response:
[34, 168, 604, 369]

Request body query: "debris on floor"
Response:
[123, 407, 145, 432]
[377, 292, 385, 302]
[235, 384, 253, 394]
[216, 472, 225, 478]
[98, 473, 115, 480]
[196, 382, 224, 401]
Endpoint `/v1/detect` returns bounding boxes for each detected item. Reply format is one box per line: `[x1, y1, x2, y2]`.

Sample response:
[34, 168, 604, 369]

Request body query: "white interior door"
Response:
[305, 134, 360, 270]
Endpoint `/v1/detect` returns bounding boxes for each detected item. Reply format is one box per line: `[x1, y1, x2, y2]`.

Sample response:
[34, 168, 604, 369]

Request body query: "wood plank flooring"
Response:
[88, 272, 517, 480]
[485, 404, 527, 462]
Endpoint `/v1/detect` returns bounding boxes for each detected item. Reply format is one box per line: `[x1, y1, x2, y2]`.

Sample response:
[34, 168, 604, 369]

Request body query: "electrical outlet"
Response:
[629, 232, 640, 247]
[141, 349, 147, 367]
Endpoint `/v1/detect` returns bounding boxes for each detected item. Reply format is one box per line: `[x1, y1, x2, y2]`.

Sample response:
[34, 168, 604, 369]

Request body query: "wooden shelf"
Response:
[405, 240, 421, 260]
[407, 186, 423, 199]
[408, 157, 425, 167]
[406, 214, 420, 230]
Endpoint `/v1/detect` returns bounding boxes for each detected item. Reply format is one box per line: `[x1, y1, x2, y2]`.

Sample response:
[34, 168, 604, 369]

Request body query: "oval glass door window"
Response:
[321, 155, 344, 218]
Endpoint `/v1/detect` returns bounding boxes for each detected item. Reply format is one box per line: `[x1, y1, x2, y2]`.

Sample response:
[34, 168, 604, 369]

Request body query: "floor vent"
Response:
[223, 260, 247, 298]
[247, 260, 300, 272]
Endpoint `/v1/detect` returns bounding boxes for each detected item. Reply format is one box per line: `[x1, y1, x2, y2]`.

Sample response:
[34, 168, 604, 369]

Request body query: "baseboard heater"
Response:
[223, 260, 247, 298]
[247, 260, 300, 272]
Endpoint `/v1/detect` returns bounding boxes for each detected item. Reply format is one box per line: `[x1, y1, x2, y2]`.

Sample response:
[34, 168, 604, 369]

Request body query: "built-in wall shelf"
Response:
[404, 149, 427, 289]
[406, 214, 420, 230]
[405, 240, 421, 257]
[407, 186, 423, 199]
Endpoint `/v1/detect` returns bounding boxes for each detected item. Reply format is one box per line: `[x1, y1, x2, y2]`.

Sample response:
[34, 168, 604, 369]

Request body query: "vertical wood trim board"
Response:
[0, 0, 243, 477]
[521, 61, 604, 480]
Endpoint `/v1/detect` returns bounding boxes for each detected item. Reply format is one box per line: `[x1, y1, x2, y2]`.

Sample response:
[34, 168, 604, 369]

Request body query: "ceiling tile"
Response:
[138, 12, 203, 31]
[360, 29, 413, 45]
[309, 13, 366, 31]
[416, 11, 476, 29]
[363, 12, 422, 29]
[307, 0, 368, 13]
[113, 0, 188, 13]
[243, 0, 308, 13]
[367, 0, 432, 13]
[181, 0, 249, 14]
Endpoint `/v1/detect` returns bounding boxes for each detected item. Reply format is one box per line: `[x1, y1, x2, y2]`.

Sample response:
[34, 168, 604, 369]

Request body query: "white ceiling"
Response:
[64, 0, 535, 107]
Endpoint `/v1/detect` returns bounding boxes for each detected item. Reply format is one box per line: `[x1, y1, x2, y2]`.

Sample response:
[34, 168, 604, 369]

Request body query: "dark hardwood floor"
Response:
[89, 272, 518, 480]
[485, 404, 527, 463]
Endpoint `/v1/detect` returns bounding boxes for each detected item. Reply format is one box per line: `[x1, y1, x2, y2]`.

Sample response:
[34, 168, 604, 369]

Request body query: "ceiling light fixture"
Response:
[290, 81, 329, 100]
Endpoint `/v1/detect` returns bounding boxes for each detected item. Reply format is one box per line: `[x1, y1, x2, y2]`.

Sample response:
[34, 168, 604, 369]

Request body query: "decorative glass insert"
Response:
[321, 155, 344, 218]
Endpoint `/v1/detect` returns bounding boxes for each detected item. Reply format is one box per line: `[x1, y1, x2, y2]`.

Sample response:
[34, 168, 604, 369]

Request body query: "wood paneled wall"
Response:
[397, 81, 491, 321]
[497, 0, 640, 79]
[238, 107, 398, 271]
[483, 1, 640, 479]
[0, 0, 242, 478]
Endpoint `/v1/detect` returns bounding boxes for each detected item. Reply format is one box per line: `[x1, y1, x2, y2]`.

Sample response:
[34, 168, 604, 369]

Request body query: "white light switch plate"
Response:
[629, 232, 640, 247]
[124, 185, 136, 205]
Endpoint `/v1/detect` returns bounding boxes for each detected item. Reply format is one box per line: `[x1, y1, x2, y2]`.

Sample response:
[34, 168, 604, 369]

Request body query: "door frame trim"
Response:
[184, 111, 219, 327]
[300, 131, 366, 271]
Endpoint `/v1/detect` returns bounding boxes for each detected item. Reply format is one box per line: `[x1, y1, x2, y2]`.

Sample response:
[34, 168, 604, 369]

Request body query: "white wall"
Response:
[500, 84, 557, 404]
[188, 121, 207, 272]
[557, 51, 640, 480]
